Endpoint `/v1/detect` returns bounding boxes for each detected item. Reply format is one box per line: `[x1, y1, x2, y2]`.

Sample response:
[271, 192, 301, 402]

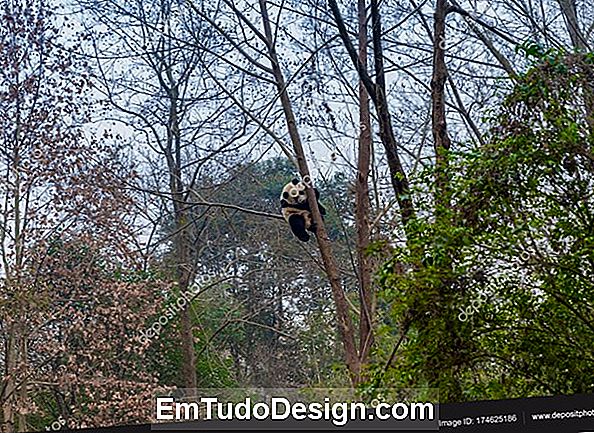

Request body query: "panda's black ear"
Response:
[291, 178, 299, 185]
[283, 192, 289, 199]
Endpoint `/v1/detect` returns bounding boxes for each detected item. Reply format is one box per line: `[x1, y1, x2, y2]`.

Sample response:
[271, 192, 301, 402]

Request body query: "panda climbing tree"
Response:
[279, 176, 327, 242]
[261, 0, 361, 385]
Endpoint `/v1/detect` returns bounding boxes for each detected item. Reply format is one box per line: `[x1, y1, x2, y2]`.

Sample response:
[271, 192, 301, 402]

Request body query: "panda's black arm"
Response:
[281, 199, 310, 211]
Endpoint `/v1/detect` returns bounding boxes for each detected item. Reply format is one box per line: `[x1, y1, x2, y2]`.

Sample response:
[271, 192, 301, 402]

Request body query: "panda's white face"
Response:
[282, 179, 307, 204]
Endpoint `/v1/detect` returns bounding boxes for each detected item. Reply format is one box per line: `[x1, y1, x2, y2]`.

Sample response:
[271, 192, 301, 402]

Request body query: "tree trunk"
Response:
[369, 0, 415, 226]
[177, 233, 198, 390]
[167, 80, 198, 390]
[2, 328, 18, 433]
[556, 0, 594, 134]
[259, 0, 361, 385]
[427, 0, 462, 401]
[16, 338, 27, 433]
[557, 0, 587, 50]
[431, 0, 452, 213]
[329, 0, 415, 229]
[356, 0, 374, 370]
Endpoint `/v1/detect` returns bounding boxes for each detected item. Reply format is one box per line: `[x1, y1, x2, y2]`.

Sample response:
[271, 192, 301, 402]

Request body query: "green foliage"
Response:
[371, 51, 594, 402]
[144, 285, 239, 388]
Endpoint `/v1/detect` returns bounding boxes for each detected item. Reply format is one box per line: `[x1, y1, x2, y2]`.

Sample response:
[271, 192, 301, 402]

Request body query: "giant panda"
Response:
[280, 178, 326, 242]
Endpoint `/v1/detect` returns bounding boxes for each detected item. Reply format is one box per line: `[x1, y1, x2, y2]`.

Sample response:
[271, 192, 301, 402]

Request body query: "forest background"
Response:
[1, 0, 593, 430]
